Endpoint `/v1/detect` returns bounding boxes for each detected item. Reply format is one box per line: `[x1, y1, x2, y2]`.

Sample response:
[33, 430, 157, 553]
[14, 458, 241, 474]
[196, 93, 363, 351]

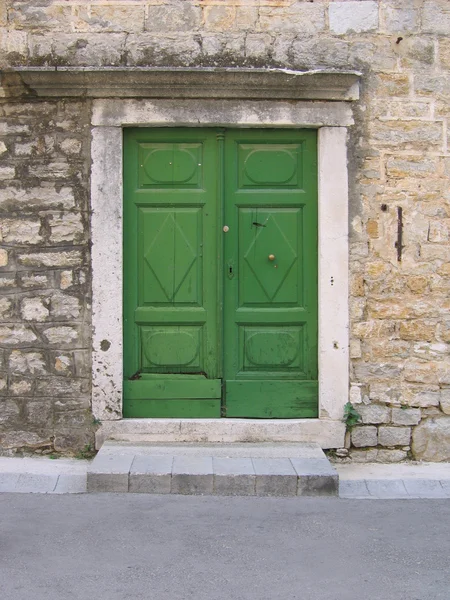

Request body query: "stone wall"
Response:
[1, 0, 450, 460]
[0, 98, 93, 453]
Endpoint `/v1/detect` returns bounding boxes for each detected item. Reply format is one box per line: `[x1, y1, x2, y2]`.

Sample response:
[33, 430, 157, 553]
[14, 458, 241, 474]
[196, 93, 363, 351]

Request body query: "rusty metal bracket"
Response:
[394, 206, 404, 262]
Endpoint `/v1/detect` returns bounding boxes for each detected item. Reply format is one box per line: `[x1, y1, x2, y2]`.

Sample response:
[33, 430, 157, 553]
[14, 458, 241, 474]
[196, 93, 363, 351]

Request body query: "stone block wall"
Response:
[1, 0, 450, 460]
[0, 98, 93, 453]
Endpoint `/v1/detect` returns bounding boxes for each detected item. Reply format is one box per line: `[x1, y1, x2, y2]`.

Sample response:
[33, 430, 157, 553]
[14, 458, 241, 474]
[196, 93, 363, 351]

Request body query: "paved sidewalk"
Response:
[0, 455, 449, 497]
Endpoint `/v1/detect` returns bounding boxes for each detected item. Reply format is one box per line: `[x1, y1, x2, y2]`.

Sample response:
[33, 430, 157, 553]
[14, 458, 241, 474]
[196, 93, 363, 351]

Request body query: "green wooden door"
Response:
[223, 130, 318, 417]
[123, 128, 222, 417]
[123, 128, 317, 418]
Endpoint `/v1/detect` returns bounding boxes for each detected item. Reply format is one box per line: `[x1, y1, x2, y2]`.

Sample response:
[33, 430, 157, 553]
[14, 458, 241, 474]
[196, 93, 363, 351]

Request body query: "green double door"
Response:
[123, 128, 318, 418]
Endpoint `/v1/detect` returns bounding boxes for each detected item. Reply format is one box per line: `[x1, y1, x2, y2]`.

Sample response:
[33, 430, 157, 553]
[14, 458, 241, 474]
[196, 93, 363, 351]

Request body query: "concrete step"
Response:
[87, 442, 338, 497]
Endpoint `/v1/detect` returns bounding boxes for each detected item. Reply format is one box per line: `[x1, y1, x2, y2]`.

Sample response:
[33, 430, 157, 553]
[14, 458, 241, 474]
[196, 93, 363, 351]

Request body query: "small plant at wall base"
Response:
[343, 402, 362, 430]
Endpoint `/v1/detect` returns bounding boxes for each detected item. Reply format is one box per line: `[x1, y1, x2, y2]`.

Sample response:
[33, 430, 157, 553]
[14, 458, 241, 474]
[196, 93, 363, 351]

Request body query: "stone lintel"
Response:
[1, 67, 361, 101]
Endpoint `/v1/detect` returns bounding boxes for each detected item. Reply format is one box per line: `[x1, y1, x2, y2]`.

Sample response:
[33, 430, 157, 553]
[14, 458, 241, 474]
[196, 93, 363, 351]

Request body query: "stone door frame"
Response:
[91, 97, 353, 448]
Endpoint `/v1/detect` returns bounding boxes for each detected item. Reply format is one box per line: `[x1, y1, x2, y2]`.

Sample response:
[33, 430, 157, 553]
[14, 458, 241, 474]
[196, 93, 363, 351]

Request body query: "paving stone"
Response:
[0, 473, 21, 492]
[440, 480, 450, 495]
[366, 479, 410, 499]
[87, 453, 134, 492]
[339, 479, 371, 499]
[291, 458, 338, 496]
[213, 457, 255, 496]
[15, 473, 59, 493]
[171, 456, 213, 495]
[53, 474, 87, 494]
[129, 455, 173, 494]
[252, 458, 297, 497]
[403, 479, 448, 499]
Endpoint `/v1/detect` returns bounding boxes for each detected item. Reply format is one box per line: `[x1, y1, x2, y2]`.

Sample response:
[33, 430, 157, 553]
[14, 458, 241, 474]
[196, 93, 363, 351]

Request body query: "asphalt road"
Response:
[1, 494, 449, 600]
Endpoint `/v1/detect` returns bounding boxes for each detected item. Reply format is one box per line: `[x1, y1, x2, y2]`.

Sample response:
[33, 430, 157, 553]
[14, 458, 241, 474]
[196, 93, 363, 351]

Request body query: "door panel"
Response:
[123, 128, 317, 418]
[223, 130, 318, 418]
[123, 129, 221, 418]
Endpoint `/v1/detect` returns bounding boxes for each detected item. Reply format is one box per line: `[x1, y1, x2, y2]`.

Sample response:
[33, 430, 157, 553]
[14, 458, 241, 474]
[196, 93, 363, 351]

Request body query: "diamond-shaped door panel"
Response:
[141, 208, 200, 305]
[240, 208, 301, 305]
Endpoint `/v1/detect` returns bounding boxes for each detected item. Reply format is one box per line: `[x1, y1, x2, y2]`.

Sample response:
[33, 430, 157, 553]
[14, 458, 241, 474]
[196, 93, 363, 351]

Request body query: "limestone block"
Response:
[351, 426, 378, 447]
[0, 3, 6, 26]
[403, 360, 441, 385]
[36, 377, 87, 397]
[406, 390, 440, 408]
[375, 73, 410, 97]
[391, 408, 421, 426]
[386, 156, 437, 179]
[203, 5, 236, 31]
[0, 298, 12, 319]
[0, 187, 74, 211]
[60, 271, 73, 290]
[368, 299, 437, 320]
[413, 342, 449, 360]
[0, 30, 28, 56]
[18, 251, 82, 268]
[21, 297, 49, 322]
[349, 385, 362, 404]
[0, 167, 15, 180]
[10, 378, 33, 396]
[236, 7, 258, 30]
[42, 326, 79, 346]
[51, 33, 127, 67]
[259, 4, 325, 34]
[0, 325, 37, 345]
[399, 320, 436, 342]
[9, 3, 72, 31]
[350, 339, 362, 359]
[369, 383, 401, 404]
[245, 34, 272, 59]
[19, 273, 49, 289]
[412, 417, 450, 461]
[290, 37, 349, 70]
[50, 293, 81, 320]
[414, 73, 450, 98]
[352, 320, 397, 339]
[396, 37, 435, 67]
[422, 1, 450, 35]
[73, 6, 145, 33]
[382, 6, 419, 33]
[377, 449, 408, 463]
[349, 449, 379, 462]
[354, 362, 403, 381]
[439, 39, 450, 70]
[440, 389, 450, 415]
[28, 162, 72, 179]
[0, 401, 20, 425]
[49, 213, 84, 244]
[0, 249, 8, 267]
[9, 350, 47, 375]
[357, 404, 391, 425]
[370, 120, 443, 149]
[126, 34, 201, 66]
[60, 138, 82, 155]
[378, 426, 411, 447]
[0, 142, 7, 155]
[146, 3, 201, 32]
[329, 1, 378, 35]
[1, 219, 42, 245]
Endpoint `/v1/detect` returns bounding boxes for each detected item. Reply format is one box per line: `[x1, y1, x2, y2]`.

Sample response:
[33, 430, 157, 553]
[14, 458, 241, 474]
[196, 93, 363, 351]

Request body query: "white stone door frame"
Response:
[91, 98, 352, 448]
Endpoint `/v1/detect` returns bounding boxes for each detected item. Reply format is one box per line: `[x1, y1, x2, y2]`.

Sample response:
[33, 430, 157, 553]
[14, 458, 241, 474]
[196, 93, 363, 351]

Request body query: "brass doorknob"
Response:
[268, 254, 275, 261]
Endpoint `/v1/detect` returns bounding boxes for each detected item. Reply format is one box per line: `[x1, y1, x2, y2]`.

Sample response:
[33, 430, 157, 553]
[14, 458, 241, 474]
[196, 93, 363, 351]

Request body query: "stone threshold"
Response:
[87, 442, 338, 497]
[95, 418, 346, 449]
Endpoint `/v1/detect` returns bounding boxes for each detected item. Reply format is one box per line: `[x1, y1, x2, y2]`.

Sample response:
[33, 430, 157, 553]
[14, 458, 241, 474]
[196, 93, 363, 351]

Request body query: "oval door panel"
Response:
[142, 328, 200, 368]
